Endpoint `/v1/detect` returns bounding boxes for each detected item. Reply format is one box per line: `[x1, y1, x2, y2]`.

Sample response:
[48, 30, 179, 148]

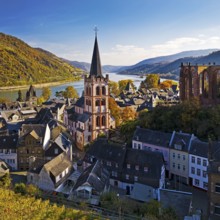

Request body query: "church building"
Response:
[179, 63, 220, 106]
[64, 35, 115, 150]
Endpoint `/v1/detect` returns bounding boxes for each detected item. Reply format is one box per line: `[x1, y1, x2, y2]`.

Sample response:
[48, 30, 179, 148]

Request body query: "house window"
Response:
[138, 144, 141, 149]
[144, 167, 148, 172]
[195, 179, 199, 186]
[173, 163, 175, 168]
[215, 183, 220, 193]
[178, 154, 180, 159]
[214, 204, 220, 215]
[126, 174, 129, 180]
[59, 173, 62, 179]
[191, 167, 195, 174]
[202, 170, 207, 178]
[203, 159, 207, 167]
[127, 164, 131, 169]
[112, 171, 117, 177]
[191, 156, 195, 163]
[115, 163, 118, 168]
[54, 148, 58, 154]
[178, 164, 180, 170]
[134, 176, 138, 181]
[183, 155, 185, 160]
[197, 169, 201, 176]
[0, 149, 3, 153]
[197, 158, 201, 165]
[203, 182, 208, 189]
[134, 143, 137, 149]
[107, 161, 111, 167]
[135, 165, 139, 171]
[173, 153, 175, 158]
[183, 165, 185, 171]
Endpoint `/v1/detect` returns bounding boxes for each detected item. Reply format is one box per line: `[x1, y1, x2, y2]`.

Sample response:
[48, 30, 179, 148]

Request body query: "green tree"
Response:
[16, 90, 23, 102]
[0, 173, 11, 188]
[144, 74, 160, 89]
[63, 86, 79, 98]
[42, 87, 51, 100]
[14, 183, 27, 195]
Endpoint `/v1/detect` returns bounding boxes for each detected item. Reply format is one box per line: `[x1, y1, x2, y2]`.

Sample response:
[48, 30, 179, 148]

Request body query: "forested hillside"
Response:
[0, 33, 83, 87]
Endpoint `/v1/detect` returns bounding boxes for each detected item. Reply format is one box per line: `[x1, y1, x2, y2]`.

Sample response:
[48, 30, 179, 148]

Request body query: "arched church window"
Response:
[204, 71, 209, 98]
[89, 87, 92, 95]
[96, 116, 100, 126]
[102, 116, 106, 126]
[102, 86, 106, 95]
[101, 99, 105, 106]
[96, 100, 100, 106]
[96, 86, 100, 95]
[86, 87, 89, 95]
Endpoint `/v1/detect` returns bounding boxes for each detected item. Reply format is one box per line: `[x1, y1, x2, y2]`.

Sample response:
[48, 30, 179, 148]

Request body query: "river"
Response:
[0, 73, 143, 101]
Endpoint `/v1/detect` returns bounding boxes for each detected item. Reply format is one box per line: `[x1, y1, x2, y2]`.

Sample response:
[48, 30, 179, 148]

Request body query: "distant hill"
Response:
[68, 60, 125, 73]
[0, 33, 83, 87]
[118, 49, 219, 79]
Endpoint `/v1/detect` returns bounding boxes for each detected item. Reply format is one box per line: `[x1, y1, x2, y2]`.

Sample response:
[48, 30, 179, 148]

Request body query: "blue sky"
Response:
[1, 0, 220, 65]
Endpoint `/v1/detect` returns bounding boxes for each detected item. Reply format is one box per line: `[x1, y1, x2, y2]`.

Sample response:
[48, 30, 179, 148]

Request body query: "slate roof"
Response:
[73, 160, 109, 193]
[44, 152, 72, 178]
[75, 97, 84, 108]
[69, 112, 91, 123]
[20, 124, 46, 137]
[133, 127, 172, 148]
[160, 189, 192, 219]
[189, 139, 209, 158]
[0, 133, 18, 149]
[89, 36, 103, 78]
[84, 139, 126, 166]
[170, 132, 193, 152]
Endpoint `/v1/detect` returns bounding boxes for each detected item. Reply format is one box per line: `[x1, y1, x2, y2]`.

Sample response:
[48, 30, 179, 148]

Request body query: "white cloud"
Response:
[27, 35, 220, 66]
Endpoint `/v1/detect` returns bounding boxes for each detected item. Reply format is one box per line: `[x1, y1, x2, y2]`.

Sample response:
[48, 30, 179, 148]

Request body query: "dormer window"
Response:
[55, 148, 58, 154]
[127, 164, 131, 169]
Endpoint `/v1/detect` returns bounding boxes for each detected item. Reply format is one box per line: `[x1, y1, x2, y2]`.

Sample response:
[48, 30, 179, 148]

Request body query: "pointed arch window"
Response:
[96, 86, 100, 95]
[89, 87, 92, 95]
[96, 100, 100, 106]
[86, 87, 89, 95]
[96, 116, 100, 126]
[102, 86, 106, 95]
[101, 99, 106, 106]
[102, 116, 106, 126]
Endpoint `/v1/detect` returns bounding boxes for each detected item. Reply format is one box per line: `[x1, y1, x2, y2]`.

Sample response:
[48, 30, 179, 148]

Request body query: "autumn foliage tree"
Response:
[109, 97, 121, 126]
[63, 86, 79, 98]
[144, 74, 160, 88]
[109, 80, 120, 96]
[118, 79, 135, 92]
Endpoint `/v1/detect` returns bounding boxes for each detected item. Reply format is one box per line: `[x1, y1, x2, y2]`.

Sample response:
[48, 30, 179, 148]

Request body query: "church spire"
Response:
[89, 28, 103, 77]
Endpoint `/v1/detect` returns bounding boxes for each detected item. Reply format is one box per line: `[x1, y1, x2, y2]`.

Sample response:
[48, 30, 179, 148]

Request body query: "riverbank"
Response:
[0, 79, 80, 91]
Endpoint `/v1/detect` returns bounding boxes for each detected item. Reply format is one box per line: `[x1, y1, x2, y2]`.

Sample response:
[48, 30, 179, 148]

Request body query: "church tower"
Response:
[84, 33, 110, 141]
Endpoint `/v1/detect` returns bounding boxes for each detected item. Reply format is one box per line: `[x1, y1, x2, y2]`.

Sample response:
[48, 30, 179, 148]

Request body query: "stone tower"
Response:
[84, 35, 110, 141]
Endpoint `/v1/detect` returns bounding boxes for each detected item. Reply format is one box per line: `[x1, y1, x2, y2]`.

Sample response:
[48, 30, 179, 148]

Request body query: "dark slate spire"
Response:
[89, 35, 103, 77]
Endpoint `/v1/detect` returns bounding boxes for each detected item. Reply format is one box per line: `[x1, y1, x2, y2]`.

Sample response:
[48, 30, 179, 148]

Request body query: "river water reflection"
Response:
[0, 73, 143, 101]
